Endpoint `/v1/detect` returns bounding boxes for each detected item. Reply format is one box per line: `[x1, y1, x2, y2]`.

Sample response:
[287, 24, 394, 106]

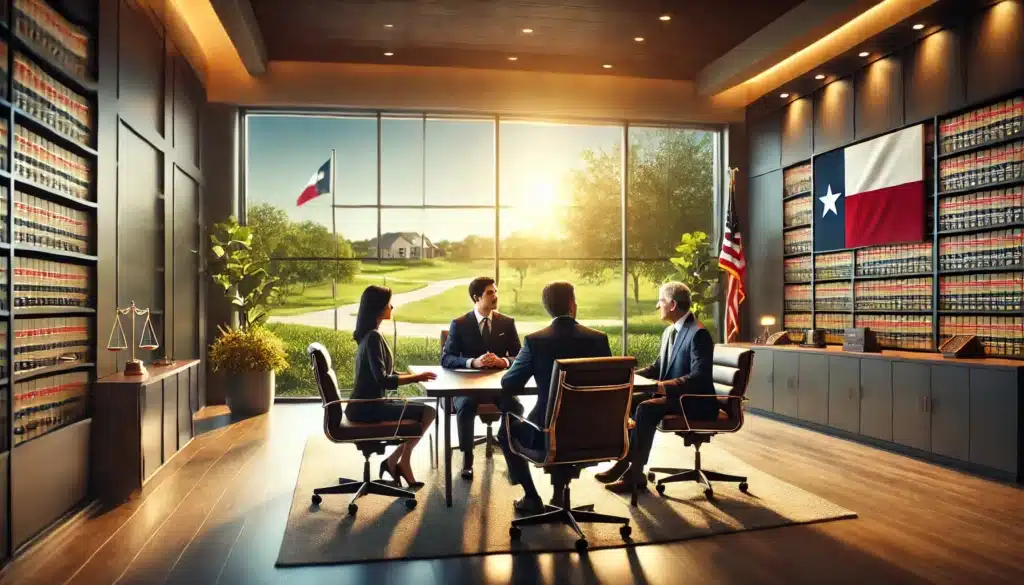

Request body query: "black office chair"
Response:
[307, 343, 421, 514]
[507, 356, 636, 552]
[440, 329, 502, 458]
[646, 346, 754, 499]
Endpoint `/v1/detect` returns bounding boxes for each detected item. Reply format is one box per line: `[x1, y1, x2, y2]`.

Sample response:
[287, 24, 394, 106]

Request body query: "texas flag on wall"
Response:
[813, 124, 925, 252]
[296, 158, 332, 206]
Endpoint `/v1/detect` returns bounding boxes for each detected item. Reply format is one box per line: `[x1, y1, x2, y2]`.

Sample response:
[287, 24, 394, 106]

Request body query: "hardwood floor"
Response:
[1, 402, 1021, 585]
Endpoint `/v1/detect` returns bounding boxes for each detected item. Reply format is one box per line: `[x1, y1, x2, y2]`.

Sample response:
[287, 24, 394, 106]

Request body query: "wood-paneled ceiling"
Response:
[249, 0, 804, 80]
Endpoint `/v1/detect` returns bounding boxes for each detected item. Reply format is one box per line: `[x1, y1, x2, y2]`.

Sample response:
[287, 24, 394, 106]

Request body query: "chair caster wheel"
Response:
[739, 482, 749, 493]
[704, 488, 714, 500]
[348, 503, 358, 515]
[647, 472, 656, 483]
[620, 525, 632, 539]
[510, 526, 521, 541]
[311, 494, 322, 505]
[575, 538, 589, 553]
[405, 498, 417, 510]
[655, 483, 666, 495]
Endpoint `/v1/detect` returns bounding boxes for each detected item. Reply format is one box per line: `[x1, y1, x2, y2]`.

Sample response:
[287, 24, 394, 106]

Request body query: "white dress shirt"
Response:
[466, 309, 511, 368]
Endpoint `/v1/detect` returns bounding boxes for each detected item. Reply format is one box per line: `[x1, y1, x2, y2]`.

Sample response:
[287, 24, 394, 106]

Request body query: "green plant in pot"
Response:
[209, 216, 287, 415]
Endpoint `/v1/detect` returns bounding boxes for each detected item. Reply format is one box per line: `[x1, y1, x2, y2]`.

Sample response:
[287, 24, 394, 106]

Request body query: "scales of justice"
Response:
[107, 301, 160, 375]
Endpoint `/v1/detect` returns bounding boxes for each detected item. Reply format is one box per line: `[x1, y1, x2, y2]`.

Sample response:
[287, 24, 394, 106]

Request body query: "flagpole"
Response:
[331, 148, 338, 332]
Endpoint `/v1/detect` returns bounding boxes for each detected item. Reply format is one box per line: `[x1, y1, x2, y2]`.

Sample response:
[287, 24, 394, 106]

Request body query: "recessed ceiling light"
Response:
[603, 64, 613, 69]
[659, 15, 671, 21]
[912, 23, 925, 30]
[634, 36, 645, 42]
[384, 52, 394, 57]
[508, 56, 518, 61]
[780, 93, 790, 98]
[859, 51, 870, 57]
[384, 24, 393, 28]
[522, 28, 533, 33]
[815, 74, 825, 80]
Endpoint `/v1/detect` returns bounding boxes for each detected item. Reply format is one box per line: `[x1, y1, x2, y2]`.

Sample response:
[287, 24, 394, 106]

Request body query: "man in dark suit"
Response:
[596, 282, 718, 493]
[499, 281, 612, 513]
[441, 277, 521, 479]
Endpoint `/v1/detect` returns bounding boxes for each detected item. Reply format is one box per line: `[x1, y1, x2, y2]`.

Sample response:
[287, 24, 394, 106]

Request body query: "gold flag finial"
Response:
[728, 167, 738, 192]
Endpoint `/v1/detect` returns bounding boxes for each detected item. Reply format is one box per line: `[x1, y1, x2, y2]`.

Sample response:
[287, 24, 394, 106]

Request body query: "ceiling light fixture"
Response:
[859, 51, 870, 57]
[815, 74, 825, 80]
[634, 36, 645, 42]
[384, 24, 393, 28]
[659, 15, 671, 21]
[780, 93, 790, 98]
[522, 28, 533, 33]
[603, 64, 613, 69]
[912, 23, 925, 30]
[384, 52, 394, 56]
[508, 56, 519, 61]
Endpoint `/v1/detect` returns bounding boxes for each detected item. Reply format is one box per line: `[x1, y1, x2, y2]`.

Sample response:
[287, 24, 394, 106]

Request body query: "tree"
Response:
[209, 216, 280, 330]
[564, 130, 715, 304]
[502, 232, 541, 307]
[669, 231, 720, 322]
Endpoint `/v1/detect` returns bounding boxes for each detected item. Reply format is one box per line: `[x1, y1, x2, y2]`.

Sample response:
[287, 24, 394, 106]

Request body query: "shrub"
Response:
[210, 325, 288, 374]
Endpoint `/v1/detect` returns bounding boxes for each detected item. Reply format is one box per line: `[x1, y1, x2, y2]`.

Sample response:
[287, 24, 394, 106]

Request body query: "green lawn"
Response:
[270, 274, 424, 316]
[360, 259, 495, 281]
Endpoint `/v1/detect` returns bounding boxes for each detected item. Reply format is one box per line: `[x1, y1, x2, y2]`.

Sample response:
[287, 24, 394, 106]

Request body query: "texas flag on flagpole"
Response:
[296, 158, 332, 207]
[814, 124, 926, 252]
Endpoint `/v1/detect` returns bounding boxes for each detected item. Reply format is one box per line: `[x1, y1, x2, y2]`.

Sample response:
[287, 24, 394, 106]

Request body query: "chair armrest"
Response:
[504, 411, 546, 434]
[667, 394, 745, 433]
[503, 412, 547, 464]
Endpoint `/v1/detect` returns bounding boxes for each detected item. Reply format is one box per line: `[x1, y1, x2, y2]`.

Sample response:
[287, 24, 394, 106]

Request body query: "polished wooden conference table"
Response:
[409, 365, 657, 507]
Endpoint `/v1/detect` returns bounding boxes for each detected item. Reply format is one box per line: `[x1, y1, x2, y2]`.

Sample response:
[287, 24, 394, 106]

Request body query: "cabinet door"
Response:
[798, 354, 829, 425]
[969, 368, 1019, 473]
[190, 365, 200, 413]
[828, 356, 860, 433]
[772, 352, 800, 417]
[859, 359, 893, 441]
[178, 372, 193, 448]
[930, 365, 970, 461]
[142, 383, 163, 481]
[162, 377, 178, 463]
[892, 362, 931, 451]
[747, 349, 774, 411]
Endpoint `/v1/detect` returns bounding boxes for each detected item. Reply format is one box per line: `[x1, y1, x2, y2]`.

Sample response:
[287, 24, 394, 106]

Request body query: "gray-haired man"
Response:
[596, 282, 719, 493]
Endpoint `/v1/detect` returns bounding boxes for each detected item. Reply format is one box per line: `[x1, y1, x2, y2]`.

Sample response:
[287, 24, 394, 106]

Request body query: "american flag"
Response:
[718, 168, 746, 343]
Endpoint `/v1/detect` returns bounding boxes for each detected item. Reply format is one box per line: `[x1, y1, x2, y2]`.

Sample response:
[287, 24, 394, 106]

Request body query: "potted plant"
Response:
[209, 216, 287, 415]
[670, 230, 722, 335]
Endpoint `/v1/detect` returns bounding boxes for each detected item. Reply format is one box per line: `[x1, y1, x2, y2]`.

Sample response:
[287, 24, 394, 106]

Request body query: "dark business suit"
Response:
[499, 316, 612, 492]
[441, 311, 521, 465]
[629, 313, 717, 473]
[346, 330, 430, 424]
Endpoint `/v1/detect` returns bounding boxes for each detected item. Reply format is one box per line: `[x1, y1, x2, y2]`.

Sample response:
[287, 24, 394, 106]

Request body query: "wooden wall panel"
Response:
[746, 170, 784, 337]
[855, 56, 904, 140]
[964, 0, 1024, 104]
[173, 168, 200, 360]
[814, 78, 855, 154]
[117, 0, 165, 137]
[904, 28, 965, 124]
[0, 452, 7, 563]
[781, 98, 813, 167]
[173, 56, 203, 169]
[748, 110, 782, 176]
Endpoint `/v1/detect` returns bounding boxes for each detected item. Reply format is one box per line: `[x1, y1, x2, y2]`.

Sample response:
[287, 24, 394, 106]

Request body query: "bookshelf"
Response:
[0, 0, 97, 459]
[780, 92, 1024, 357]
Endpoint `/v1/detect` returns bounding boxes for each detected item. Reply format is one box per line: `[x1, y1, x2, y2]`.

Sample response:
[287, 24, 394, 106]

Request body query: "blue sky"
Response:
[245, 115, 626, 242]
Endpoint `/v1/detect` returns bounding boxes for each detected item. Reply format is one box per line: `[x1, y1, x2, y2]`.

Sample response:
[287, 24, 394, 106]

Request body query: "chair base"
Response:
[311, 451, 417, 514]
[647, 442, 748, 499]
[510, 486, 630, 552]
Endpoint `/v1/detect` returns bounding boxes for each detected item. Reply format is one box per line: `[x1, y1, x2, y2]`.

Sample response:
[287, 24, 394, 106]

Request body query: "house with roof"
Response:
[361, 232, 440, 259]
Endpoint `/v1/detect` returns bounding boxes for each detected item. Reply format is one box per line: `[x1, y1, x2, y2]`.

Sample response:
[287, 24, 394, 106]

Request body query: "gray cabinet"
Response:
[798, 354, 829, 425]
[773, 352, 800, 417]
[970, 369, 1020, 473]
[930, 365, 970, 462]
[162, 378, 178, 462]
[892, 362, 931, 451]
[747, 348, 774, 411]
[828, 356, 860, 433]
[860, 359, 893, 441]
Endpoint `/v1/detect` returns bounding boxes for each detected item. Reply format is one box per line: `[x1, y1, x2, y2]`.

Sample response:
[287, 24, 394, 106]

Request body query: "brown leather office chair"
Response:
[440, 329, 502, 458]
[646, 345, 753, 499]
[307, 343, 421, 514]
[507, 356, 636, 552]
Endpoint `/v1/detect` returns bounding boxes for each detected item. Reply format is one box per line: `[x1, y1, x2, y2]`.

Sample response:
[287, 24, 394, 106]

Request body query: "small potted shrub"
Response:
[209, 216, 287, 415]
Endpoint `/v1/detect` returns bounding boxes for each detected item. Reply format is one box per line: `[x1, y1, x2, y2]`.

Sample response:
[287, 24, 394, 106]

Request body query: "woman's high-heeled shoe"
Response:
[397, 464, 424, 489]
[379, 460, 402, 485]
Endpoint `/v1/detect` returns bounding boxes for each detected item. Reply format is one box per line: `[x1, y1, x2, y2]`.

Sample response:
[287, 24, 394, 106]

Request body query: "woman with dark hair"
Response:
[349, 285, 437, 488]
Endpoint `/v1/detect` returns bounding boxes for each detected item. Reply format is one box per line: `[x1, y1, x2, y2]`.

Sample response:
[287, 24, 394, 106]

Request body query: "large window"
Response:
[244, 113, 718, 396]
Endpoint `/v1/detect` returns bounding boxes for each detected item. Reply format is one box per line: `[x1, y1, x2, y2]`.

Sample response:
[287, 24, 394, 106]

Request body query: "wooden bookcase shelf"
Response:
[779, 91, 1024, 357]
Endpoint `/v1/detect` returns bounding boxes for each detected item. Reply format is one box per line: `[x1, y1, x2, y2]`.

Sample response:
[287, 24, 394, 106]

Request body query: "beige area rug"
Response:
[276, 434, 856, 566]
